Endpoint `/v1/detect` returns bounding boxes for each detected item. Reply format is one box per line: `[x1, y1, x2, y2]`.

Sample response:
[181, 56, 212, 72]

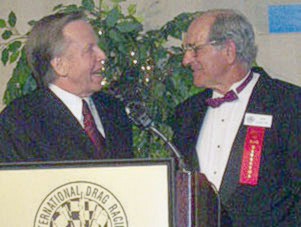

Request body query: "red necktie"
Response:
[82, 99, 106, 158]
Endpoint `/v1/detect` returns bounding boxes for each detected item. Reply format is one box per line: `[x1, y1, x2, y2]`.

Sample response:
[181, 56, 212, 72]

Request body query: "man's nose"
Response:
[182, 51, 194, 67]
[95, 46, 106, 62]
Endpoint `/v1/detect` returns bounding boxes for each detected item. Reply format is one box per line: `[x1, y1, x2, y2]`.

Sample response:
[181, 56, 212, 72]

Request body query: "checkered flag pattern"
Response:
[50, 198, 111, 227]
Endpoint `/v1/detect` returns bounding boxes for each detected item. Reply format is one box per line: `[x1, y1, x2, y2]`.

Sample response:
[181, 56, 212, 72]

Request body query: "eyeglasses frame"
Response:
[181, 40, 218, 54]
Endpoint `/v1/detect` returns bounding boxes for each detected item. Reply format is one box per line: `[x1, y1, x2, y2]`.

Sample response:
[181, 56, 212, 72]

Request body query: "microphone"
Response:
[125, 101, 152, 129]
[106, 79, 188, 171]
[124, 100, 188, 172]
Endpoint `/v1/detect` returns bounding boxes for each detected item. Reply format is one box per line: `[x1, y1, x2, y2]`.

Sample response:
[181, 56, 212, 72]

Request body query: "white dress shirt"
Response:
[49, 84, 105, 137]
[196, 72, 259, 190]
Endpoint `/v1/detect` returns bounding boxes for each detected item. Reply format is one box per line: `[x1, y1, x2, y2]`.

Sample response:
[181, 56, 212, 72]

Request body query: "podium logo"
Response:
[34, 181, 128, 227]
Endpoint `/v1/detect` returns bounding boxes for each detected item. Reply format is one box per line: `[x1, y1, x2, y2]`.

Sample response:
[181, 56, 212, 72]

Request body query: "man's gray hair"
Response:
[206, 9, 257, 69]
[25, 12, 87, 87]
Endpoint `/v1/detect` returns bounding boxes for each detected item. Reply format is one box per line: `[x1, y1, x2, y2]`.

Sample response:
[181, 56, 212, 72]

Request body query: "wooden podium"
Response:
[176, 170, 220, 227]
[0, 158, 219, 226]
[0, 159, 175, 227]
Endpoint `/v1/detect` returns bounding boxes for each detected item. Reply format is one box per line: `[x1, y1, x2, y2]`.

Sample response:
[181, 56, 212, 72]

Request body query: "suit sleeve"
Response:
[0, 121, 22, 162]
[271, 90, 301, 225]
[0, 105, 38, 162]
[283, 98, 300, 225]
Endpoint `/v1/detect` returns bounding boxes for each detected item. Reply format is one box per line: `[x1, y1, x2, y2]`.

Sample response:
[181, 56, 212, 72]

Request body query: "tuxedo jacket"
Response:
[172, 67, 300, 226]
[0, 88, 133, 162]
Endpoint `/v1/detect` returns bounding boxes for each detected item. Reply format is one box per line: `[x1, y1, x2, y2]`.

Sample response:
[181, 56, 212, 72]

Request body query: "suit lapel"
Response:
[41, 89, 96, 158]
[180, 89, 212, 171]
[91, 92, 117, 158]
[219, 71, 274, 202]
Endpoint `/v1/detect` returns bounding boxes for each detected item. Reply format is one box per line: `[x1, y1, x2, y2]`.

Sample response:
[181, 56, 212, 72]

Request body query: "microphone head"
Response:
[106, 71, 152, 129]
[125, 101, 153, 129]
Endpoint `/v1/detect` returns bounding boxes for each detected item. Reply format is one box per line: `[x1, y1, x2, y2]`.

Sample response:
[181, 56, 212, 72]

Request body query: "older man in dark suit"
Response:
[0, 12, 133, 162]
[172, 9, 300, 226]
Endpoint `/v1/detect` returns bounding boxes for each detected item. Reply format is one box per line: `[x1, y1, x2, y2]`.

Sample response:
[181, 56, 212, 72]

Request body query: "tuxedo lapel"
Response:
[219, 72, 274, 202]
[175, 89, 212, 171]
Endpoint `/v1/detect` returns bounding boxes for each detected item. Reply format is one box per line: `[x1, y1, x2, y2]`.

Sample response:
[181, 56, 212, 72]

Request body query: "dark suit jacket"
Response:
[172, 67, 300, 226]
[0, 88, 133, 162]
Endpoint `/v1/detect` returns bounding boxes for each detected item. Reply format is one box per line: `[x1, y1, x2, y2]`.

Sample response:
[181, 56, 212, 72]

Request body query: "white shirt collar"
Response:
[48, 84, 105, 136]
[48, 83, 84, 123]
[212, 70, 252, 98]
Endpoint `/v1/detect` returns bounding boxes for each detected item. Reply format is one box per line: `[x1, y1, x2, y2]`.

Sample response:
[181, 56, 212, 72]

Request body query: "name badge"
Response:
[243, 113, 273, 128]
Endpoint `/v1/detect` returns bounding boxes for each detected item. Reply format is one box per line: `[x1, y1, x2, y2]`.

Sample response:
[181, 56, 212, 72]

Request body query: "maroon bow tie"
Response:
[206, 72, 253, 108]
[205, 90, 238, 108]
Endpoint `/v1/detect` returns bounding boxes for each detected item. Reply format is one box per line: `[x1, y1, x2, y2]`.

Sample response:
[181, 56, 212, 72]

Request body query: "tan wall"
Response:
[1, 0, 300, 110]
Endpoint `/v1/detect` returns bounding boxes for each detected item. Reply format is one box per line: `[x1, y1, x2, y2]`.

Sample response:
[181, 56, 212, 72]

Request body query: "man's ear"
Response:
[50, 56, 68, 77]
[224, 40, 237, 64]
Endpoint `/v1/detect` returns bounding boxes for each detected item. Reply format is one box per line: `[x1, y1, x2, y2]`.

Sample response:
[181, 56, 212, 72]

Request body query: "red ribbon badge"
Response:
[240, 126, 265, 185]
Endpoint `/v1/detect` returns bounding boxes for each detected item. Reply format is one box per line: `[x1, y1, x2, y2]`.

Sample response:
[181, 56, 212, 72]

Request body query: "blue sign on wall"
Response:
[269, 4, 301, 33]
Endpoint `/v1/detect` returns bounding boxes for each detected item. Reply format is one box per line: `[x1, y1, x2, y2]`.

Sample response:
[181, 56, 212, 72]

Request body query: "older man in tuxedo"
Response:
[172, 9, 300, 226]
[0, 12, 133, 162]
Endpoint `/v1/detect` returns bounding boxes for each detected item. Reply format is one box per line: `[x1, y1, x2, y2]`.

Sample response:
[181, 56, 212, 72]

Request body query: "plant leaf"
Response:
[153, 82, 165, 97]
[1, 30, 13, 40]
[110, 0, 126, 3]
[116, 21, 142, 33]
[117, 43, 129, 54]
[9, 51, 20, 63]
[28, 20, 36, 26]
[0, 19, 6, 28]
[1, 48, 9, 65]
[82, 0, 95, 11]
[8, 41, 22, 52]
[98, 0, 103, 8]
[108, 29, 125, 42]
[127, 4, 136, 16]
[62, 5, 80, 13]
[53, 4, 64, 11]
[23, 75, 37, 94]
[8, 11, 17, 27]
[3, 49, 35, 105]
[106, 8, 121, 28]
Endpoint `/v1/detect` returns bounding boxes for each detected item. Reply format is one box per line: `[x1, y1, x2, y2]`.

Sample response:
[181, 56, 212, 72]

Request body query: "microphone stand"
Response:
[125, 101, 221, 227]
[125, 101, 195, 227]
[106, 86, 221, 226]
[149, 126, 196, 227]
